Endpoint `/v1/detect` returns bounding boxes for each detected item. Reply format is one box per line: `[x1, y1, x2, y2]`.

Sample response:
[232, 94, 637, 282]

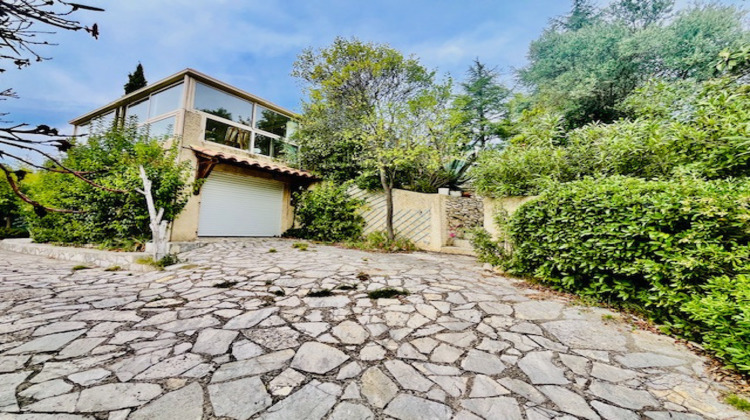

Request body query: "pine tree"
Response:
[124, 63, 147, 94]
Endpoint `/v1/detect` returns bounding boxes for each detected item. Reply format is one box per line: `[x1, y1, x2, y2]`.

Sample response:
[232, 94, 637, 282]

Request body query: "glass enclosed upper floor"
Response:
[70, 69, 299, 161]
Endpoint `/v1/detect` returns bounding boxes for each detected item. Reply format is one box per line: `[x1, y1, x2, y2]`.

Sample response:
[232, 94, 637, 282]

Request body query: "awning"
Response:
[189, 146, 317, 190]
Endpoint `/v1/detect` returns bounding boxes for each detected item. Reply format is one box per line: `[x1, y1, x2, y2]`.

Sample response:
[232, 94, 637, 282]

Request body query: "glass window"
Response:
[146, 116, 176, 139]
[255, 106, 290, 137]
[75, 123, 90, 137]
[205, 118, 251, 150]
[89, 111, 116, 133]
[286, 120, 299, 141]
[149, 83, 183, 118]
[126, 99, 149, 123]
[270, 139, 299, 161]
[194, 82, 253, 125]
[253, 133, 273, 156]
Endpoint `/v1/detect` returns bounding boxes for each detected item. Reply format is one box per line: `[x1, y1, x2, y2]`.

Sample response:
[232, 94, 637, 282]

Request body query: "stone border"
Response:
[0, 238, 155, 272]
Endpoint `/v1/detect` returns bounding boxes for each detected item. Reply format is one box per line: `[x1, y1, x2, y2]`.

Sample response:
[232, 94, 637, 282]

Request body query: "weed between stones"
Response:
[292, 243, 309, 251]
[307, 289, 333, 297]
[726, 394, 750, 412]
[367, 288, 409, 299]
[356, 272, 371, 281]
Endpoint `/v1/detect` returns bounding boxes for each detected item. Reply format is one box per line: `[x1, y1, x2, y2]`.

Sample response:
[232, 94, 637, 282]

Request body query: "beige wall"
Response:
[169, 109, 298, 242]
[351, 187, 449, 252]
[483, 196, 538, 239]
[392, 189, 448, 252]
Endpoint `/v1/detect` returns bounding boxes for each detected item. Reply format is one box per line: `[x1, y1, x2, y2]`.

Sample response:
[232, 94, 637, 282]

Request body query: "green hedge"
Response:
[0, 227, 29, 239]
[507, 176, 750, 371]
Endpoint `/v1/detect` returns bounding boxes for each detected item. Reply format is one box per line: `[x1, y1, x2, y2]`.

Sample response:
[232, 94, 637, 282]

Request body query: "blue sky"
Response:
[1, 0, 746, 133]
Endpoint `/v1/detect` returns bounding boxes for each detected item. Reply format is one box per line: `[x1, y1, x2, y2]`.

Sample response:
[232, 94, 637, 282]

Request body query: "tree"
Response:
[520, 1, 748, 128]
[553, 0, 599, 31]
[610, 0, 674, 30]
[450, 59, 511, 182]
[520, 22, 637, 127]
[0, 0, 104, 213]
[124, 62, 147, 94]
[293, 38, 452, 241]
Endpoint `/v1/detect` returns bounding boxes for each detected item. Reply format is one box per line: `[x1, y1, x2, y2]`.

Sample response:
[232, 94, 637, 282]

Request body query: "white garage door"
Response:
[198, 171, 284, 237]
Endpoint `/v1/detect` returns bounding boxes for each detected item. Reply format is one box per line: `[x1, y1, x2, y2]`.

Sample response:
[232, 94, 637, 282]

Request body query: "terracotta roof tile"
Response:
[189, 146, 316, 179]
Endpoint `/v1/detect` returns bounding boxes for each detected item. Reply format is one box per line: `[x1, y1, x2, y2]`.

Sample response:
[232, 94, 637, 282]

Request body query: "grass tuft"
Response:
[367, 288, 409, 299]
[307, 289, 333, 297]
[72, 265, 90, 271]
[726, 394, 750, 412]
[292, 242, 309, 251]
[103, 266, 121, 272]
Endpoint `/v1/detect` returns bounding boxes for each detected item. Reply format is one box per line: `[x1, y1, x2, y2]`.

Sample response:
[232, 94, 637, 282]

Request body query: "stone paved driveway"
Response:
[0, 239, 745, 420]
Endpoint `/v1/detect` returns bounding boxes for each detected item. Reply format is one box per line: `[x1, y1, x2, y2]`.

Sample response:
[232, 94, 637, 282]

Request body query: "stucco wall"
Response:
[350, 187, 448, 252]
[483, 196, 538, 239]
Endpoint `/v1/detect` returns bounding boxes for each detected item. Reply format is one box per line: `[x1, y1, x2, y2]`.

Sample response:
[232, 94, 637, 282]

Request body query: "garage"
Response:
[198, 171, 284, 237]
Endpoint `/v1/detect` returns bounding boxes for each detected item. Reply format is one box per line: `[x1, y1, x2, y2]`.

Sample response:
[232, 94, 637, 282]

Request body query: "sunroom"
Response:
[70, 68, 316, 242]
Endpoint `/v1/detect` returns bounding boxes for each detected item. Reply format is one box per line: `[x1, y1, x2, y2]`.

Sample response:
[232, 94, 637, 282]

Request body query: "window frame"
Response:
[124, 81, 184, 124]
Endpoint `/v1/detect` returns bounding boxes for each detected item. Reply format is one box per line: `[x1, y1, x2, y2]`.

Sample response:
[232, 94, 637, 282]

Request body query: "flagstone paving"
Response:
[0, 238, 745, 419]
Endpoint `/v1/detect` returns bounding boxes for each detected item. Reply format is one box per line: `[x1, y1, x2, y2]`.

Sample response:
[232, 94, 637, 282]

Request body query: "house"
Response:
[70, 69, 316, 241]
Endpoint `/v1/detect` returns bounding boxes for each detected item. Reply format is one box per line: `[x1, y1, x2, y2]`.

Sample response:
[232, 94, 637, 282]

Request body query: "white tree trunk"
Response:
[138, 165, 169, 261]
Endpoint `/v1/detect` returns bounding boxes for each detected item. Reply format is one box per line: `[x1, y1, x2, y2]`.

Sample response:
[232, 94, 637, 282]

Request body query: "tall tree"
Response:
[456, 59, 510, 150]
[293, 38, 452, 240]
[448, 59, 511, 183]
[520, 1, 748, 128]
[610, 0, 674, 30]
[124, 63, 147, 94]
[0, 0, 104, 213]
[554, 0, 599, 31]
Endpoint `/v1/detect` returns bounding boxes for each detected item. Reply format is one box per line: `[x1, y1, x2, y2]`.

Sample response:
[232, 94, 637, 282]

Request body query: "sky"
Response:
[1, 0, 746, 134]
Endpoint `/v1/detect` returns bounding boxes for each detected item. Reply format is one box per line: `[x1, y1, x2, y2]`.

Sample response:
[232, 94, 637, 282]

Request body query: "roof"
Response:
[70, 68, 299, 125]
[189, 146, 317, 180]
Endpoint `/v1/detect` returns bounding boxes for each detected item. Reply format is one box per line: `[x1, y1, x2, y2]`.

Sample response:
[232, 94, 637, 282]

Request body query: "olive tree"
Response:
[293, 38, 456, 241]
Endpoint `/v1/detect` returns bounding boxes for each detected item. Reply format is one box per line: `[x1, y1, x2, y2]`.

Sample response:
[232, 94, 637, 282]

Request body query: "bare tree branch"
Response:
[0, 0, 102, 71]
[0, 162, 83, 213]
[0, 1, 111, 212]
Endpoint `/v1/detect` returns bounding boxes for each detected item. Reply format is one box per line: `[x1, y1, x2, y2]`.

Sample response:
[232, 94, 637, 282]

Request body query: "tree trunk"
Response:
[138, 165, 169, 261]
[380, 167, 395, 241]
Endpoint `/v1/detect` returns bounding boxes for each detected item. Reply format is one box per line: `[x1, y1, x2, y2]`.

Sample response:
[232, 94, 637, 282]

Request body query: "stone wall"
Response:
[446, 196, 484, 238]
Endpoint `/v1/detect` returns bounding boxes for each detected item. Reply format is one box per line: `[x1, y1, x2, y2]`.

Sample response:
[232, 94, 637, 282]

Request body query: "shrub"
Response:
[22, 123, 191, 249]
[345, 231, 416, 253]
[469, 228, 508, 268]
[681, 275, 750, 372]
[0, 227, 29, 239]
[472, 147, 569, 197]
[507, 176, 750, 370]
[287, 181, 365, 242]
[473, 78, 750, 197]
